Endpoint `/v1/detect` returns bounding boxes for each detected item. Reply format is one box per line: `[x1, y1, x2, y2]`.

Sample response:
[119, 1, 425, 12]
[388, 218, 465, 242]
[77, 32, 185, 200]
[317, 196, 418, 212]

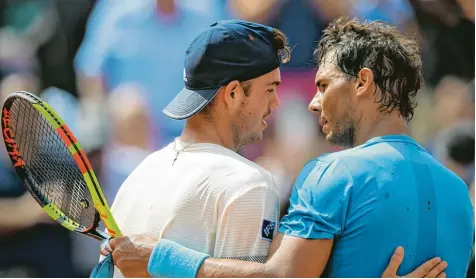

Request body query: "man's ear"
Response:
[223, 80, 243, 108]
[355, 68, 375, 98]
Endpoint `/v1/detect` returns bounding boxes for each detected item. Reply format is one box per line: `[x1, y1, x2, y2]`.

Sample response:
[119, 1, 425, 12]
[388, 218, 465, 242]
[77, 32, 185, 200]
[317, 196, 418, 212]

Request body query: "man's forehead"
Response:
[316, 62, 335, 79]
[258, 68, 281, 85]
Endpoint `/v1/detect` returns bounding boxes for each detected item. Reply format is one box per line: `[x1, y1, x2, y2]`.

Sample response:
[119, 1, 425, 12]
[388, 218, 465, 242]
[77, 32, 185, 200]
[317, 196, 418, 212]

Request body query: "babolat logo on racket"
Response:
[2, 108, 24, 168]
[261, 219, 276, 241]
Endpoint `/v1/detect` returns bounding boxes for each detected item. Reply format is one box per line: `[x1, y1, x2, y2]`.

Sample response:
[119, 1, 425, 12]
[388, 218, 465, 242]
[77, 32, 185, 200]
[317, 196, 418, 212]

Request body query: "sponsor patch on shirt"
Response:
[261, 219, 276, 241]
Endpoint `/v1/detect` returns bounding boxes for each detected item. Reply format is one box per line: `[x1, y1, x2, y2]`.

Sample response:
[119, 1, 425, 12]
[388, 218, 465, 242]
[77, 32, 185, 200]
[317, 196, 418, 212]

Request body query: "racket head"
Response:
[1, 91, 121, 240]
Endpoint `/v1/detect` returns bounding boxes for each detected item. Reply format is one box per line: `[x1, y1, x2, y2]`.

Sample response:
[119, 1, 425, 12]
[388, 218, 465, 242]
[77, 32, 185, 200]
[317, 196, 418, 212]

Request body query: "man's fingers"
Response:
[436, 272, 447, 278]
[100, 238, 113, 256]
[423, 261, 448, 278]
[382, 246, 404, 277]
[406, 257, 442, 277]
[109, 237, 119, 250]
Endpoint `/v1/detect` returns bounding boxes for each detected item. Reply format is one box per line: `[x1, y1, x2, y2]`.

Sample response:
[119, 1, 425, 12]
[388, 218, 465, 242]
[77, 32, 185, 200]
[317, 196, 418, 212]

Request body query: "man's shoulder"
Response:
[212, 151, 275, 189]
[312, 144, 387, 175]
[294, 152, 357, 191]
[185, 150, 275, 204]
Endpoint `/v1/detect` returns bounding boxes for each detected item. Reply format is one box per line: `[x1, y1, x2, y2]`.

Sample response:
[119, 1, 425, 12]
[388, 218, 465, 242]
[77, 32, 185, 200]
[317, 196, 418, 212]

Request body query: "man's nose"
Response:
[308, 92, 322, 114]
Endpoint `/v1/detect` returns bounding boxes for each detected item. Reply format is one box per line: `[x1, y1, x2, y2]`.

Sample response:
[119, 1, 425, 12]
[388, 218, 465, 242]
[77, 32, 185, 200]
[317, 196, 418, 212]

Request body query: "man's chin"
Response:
[327, 132, 354, 148]
[326, 132, 342, 146]
[325, 132, 335, 144]
[241, 133, 263, 146]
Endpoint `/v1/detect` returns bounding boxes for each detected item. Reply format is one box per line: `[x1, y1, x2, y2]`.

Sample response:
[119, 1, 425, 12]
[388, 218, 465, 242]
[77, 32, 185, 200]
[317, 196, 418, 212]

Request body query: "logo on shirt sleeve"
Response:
[261, 219, 276, 241]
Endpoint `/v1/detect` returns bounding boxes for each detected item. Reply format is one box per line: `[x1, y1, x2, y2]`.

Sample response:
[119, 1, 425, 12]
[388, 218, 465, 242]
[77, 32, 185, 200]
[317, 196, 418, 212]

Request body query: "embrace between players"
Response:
[93, 18, 474, 278]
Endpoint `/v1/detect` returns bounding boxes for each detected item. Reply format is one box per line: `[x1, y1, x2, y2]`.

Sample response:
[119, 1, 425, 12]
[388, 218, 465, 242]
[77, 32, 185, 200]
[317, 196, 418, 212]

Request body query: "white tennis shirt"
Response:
[109, 138, 280, 277]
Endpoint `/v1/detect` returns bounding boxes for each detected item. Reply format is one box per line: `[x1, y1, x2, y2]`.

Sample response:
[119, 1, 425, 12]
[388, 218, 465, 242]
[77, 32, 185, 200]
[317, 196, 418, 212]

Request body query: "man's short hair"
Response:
[315, 17, 423, 122]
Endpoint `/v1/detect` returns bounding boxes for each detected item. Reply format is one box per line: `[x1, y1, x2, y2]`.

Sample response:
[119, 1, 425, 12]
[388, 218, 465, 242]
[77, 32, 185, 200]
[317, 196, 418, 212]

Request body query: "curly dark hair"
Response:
[315, 17, 423, 121]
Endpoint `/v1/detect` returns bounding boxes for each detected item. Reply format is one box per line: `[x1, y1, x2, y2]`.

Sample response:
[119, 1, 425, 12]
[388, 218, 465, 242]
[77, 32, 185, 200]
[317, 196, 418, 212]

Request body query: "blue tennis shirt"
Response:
[279, 134, 474, 277]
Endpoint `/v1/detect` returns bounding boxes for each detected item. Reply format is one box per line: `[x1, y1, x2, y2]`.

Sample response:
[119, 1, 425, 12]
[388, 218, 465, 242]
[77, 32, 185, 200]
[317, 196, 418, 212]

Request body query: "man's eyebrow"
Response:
[267, 81, 281, 86]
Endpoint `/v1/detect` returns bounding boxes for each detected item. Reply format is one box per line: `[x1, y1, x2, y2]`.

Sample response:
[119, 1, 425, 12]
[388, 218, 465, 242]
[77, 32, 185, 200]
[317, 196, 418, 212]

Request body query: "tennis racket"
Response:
[1, 91, 121, 241]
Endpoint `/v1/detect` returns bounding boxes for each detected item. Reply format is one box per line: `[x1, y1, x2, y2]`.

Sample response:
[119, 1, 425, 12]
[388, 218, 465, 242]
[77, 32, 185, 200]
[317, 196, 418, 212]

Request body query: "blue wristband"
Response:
[147, 239, 210, 278]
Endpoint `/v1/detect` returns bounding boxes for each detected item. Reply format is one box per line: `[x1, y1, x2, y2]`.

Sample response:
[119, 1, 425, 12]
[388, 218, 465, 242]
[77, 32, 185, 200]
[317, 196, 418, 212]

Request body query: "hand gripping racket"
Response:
[1, 91, 121, 241]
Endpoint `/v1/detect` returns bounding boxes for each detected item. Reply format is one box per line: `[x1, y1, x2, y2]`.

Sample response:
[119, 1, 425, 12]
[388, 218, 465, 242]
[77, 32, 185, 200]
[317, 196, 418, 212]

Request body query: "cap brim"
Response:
[163, 86, 221, 120]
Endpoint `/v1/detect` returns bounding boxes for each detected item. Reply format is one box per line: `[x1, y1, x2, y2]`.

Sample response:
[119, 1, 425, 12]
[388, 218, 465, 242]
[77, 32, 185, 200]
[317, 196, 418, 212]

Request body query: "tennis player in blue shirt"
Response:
[104, 18, 474, 278]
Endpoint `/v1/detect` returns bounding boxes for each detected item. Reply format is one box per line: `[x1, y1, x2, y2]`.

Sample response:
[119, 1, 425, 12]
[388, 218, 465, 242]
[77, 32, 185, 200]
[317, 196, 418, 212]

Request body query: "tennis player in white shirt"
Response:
[105, 19, 286, 277]
[100, 20, 446, 278]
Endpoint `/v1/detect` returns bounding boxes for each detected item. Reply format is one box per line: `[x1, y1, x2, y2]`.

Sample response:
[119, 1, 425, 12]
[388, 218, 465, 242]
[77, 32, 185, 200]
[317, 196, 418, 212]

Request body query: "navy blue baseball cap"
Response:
[163, 19, 282, 120]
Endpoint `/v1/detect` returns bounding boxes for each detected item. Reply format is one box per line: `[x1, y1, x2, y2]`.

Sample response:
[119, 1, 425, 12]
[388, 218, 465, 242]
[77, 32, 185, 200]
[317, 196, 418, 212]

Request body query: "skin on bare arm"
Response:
[107, 233, 448, 278]
[76, 73, 106, 100]
[196, 234, 332, 278]
[76, 74, 108, 114]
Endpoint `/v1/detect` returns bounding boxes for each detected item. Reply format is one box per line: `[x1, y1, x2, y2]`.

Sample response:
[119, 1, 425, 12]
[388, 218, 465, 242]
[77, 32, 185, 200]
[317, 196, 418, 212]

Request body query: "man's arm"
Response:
[197, 233, 332, 277]
[195, 239, 449, 278]
[106, 231, 446, 278]
[74, 0, 116, 137]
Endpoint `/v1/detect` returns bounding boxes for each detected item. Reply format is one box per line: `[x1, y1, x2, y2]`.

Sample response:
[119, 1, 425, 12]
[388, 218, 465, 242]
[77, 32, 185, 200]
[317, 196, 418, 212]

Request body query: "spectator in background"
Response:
[409, 0, 474, 87]
[436, 77, 474, 129]
[75, 0, 215, 149]
[229, 0, 348, 70]
[349, 0, 415, 30]
[433, 121, 475, 186]
[427, 76, 475, 148]
[0, 0, 94, 97]
[35, 0, 95, 98]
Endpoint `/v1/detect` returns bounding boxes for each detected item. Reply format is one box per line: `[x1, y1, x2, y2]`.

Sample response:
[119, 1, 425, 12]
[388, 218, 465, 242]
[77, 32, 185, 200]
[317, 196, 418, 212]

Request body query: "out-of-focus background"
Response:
[0, 0, 474, 277]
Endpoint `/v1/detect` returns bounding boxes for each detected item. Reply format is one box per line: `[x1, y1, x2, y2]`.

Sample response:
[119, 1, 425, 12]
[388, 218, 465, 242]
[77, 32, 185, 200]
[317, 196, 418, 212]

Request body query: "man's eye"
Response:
[267, 89, 275, 94]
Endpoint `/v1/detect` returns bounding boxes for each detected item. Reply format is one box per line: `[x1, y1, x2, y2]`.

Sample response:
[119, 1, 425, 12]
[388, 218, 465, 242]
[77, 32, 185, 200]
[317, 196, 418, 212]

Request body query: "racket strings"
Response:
[9, 98, 96, 228]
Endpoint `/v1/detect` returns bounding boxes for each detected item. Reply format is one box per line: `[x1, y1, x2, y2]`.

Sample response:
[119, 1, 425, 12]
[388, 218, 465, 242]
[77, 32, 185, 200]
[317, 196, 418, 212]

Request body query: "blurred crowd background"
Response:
[0, 0, 474, 277]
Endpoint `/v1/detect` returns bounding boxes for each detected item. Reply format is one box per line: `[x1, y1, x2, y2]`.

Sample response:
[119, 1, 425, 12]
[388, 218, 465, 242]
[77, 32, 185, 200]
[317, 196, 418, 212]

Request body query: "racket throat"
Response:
[87, 229, 111, 241]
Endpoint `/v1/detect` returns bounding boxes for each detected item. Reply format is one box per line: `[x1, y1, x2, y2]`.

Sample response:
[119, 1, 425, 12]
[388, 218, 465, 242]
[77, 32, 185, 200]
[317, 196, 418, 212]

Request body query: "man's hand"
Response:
[382, 246, 448, 278]
[107, 234, 160, 278]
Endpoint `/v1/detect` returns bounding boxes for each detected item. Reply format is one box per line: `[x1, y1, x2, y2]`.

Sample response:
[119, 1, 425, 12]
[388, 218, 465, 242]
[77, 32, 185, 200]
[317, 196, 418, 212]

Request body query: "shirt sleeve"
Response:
[213, 183, 280, 263]
[279, 158, 354, 239]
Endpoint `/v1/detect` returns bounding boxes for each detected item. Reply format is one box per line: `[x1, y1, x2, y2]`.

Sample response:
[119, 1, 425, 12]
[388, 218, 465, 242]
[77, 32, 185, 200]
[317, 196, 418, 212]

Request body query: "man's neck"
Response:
[180, 117, 240, 151]
[354, 113, 409, 146]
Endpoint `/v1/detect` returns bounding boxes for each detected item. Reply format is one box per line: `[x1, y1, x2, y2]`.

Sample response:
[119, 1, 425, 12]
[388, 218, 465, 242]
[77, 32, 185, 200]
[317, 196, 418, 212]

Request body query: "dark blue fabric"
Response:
[163, 19, 281, 120]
